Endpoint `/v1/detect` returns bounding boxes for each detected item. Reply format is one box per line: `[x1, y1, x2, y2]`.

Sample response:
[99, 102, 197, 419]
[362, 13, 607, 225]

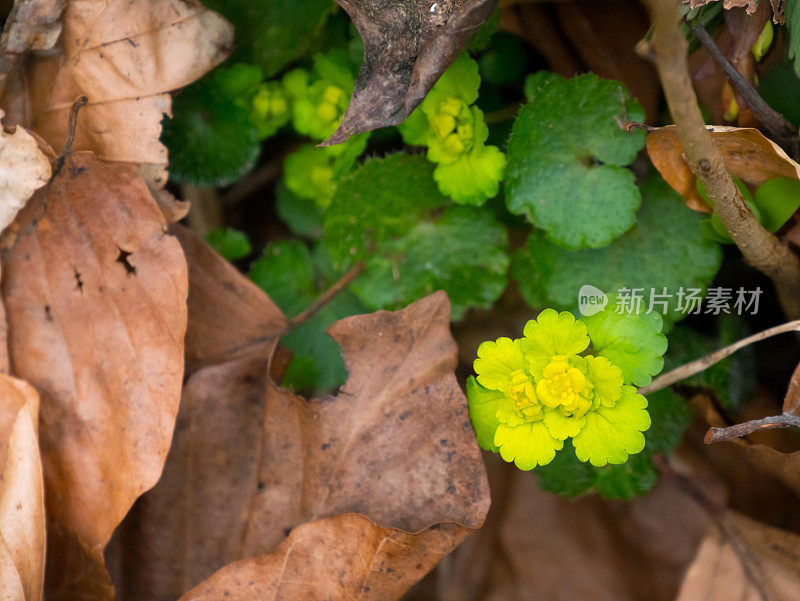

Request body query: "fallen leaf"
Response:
[0, 116, 51, 234]
[782, 360, 800, 416]
[170, 224, 288, 375]
[466, 461, 712, 601]
[0, 0, 64, 55]
[676, 512, 800, 601]
[646, 125, 800, 212]
[111, 292, 490, 600]
[323, 0, 500, 146]
[0, 152, 188, 599]
[0, 375, 45, 601]
[1, 0, 233, 187]
[178, 514, 467, 601]
[686, 0, 784, 23]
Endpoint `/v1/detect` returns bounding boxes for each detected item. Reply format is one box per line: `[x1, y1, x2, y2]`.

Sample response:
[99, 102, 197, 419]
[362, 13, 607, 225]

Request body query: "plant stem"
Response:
[643, 0, 800, 319]
[705, 413, 800, 444]
[289, 261, 365, 328]
[691, 22, 799, 160]
[641, 319, 800, 395]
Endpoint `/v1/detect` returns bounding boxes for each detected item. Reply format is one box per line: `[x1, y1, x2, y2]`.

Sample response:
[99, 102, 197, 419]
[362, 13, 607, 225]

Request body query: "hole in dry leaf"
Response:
[74, 268, 83, 292]
[116, 248, 136, 275]
[44, 305, 52, 322]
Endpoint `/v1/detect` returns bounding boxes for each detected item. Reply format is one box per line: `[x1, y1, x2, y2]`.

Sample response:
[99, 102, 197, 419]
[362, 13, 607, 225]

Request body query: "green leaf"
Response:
[205, 228, 252, 261]
[324, 154, 449, 270]
[786, 0, 800, 77]
[466, 376, 502, 452]
[759, 63, 800, 127]
[644, 389, 693, 455]
[248, 240, 365, 392]
[536, 440, 595, 497]
[663, 316, 756, 412]
[283, 135, 368, 208]
[162, 79, 260, 187]
[275, 181, 324, 238]
[512, 174, 722, 326]
[323, 154, 509, 318]
[583, 298, 667, 387]
[506, 72, 646, 249]
[594, 453, 658, 500]
[352, 206, 508, 319]
[754, 177, 800, 232]
[249, 240, 315, 318]
[203, 0, 336, 77]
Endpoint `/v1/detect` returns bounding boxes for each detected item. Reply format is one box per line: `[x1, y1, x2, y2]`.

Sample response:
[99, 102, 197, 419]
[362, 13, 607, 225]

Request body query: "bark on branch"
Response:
[643, 0, 800, 319]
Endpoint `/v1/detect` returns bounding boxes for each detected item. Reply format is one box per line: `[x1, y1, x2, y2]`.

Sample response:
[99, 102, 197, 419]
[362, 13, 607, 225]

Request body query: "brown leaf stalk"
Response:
[643, 0, 800, 319]
[289, 261, 365, 327]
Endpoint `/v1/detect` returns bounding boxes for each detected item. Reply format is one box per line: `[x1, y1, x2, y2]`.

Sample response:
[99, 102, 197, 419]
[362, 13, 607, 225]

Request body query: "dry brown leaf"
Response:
[1, 0, 233, 187]
[0, 152, 188, 599]
[646, 125, 800, 212]
[676, 512, 800, 601]
[178, 514, 468, 601]
[686, 0, 785, 22]
[0, 375, 45, 601]
[324, 0, 499, 145]
[0, 0, 64, 55]
[0, 116, 51, 233]
[111, 292, 489, 601]
[170, 224, 288, 375]
[456, 462, 712, 601]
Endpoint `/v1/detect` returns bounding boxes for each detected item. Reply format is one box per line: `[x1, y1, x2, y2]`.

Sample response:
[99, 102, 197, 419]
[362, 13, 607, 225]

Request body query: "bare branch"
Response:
[705, 413, 800, 444]
[643, 0, 800, 319]
[641, 319, 800, 395]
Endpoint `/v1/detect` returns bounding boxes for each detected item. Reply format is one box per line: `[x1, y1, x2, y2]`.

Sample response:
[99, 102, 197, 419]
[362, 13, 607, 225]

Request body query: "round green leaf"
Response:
[505, 72, 646, 249]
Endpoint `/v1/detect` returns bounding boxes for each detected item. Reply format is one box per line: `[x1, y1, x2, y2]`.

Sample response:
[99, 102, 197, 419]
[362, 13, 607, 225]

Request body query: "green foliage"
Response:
[759, 63, 800, 127]
[275, 182, 324, 239]
[512, 174, 722, 325]
[583, 298, 668, 387]
[249, 240, 365, 392]
[162, 76, 260, 187]
[478, 32, 528, 87]
[205, 228, 252, 261]
[324, 154, 509, 319]
[283, 135, 368, 208]
[785, 0, 800, 77]
[506, 72, 646, 249]
[203, 0, 336, 77]
[536, 389, 691, 499]
[664, 316, 756, 412]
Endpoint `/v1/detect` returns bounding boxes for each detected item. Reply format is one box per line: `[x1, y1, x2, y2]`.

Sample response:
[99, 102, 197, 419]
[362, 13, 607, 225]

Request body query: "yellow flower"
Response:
[469, 309, 650, 470]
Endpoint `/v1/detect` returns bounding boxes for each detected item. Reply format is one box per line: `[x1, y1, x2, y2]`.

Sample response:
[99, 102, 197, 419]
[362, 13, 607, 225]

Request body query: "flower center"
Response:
[536, 358, 591, 416]
[428, 96, 475, 156]
[508, 369, 543, 421]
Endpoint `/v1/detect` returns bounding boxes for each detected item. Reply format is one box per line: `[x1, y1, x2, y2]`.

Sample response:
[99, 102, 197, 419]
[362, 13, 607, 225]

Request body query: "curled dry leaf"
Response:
[646, 125, 800, 212]
[686, 0, 784, 22]
[676, 512, 800, 601]
[0, 376, 45, 601]
[112, 291, 489, 601]
[0, 152, 188, 599]
[0, 117, 51, 234]
[1, 0, 233, 187]
[170, 224, 288, 374]
[178, 514, 466, 601]
[323, 0, 500, 146]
